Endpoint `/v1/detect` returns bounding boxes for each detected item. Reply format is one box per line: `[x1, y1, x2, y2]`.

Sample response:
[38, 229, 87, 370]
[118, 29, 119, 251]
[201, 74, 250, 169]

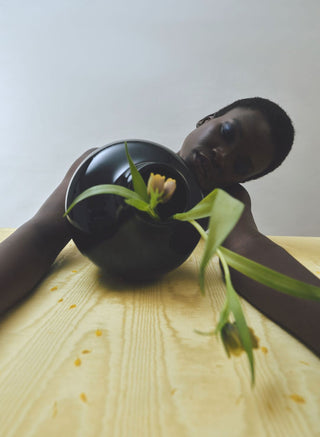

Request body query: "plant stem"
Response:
[147, 206, 160, 220]
[189, 220, 208, 240]
[216, 248, 229, 280]
[189, 220, 255, 384]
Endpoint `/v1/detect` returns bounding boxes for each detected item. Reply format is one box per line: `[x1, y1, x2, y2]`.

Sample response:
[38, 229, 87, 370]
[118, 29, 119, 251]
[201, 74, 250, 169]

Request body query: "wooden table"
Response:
[0, 229, 319, 437]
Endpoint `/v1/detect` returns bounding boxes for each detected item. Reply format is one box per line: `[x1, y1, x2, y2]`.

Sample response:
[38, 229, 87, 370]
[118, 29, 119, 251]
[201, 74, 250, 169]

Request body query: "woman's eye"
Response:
[233, 156, 253, 176]
[220, 121, 235, 142]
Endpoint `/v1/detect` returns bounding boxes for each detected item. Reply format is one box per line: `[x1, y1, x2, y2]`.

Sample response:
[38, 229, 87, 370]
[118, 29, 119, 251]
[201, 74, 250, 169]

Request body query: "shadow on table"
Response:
[95, 261, 198, 293]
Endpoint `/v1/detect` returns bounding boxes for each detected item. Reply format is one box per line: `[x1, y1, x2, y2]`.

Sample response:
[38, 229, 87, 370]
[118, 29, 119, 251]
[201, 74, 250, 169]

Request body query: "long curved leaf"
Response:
[173, 189, 219, 221]
[64, 184, 142, 217]
[219, 246, 320, 301]
[218, 249, 255, 384]
[125, 198, 150, 211]
[199, 189, 244, 293]
[125, 141, 148, 201]
[225, 279, 255, 384]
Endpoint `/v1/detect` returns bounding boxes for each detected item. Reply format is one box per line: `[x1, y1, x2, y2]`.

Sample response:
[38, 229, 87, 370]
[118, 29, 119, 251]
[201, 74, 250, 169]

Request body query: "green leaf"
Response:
[124, 198, 151, 212]
[125, 141, 148, 201]
[124, 198, 160, 219]
[148, 188, 161, 210]
[219, 246, 320, 301]
[198, 189, 244, 294]
[226, 281, 255, 385]
[173, 189, 219, 221]
[64, 184, 142, 217]
[214, 299, 230, 335]
[218, 249, 255, 385]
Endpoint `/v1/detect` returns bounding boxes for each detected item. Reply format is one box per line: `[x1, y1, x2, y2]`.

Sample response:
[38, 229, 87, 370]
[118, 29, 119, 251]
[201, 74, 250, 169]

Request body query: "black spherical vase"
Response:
[65, 140, 204, 281]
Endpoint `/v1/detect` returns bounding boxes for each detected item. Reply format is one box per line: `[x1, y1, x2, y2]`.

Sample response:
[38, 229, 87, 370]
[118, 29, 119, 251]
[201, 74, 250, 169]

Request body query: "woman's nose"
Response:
[212, 145, 233, 168]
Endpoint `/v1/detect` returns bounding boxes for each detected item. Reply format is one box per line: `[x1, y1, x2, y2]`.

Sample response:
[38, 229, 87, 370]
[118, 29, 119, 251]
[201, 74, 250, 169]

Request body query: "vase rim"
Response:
[65, 139, 200, 214]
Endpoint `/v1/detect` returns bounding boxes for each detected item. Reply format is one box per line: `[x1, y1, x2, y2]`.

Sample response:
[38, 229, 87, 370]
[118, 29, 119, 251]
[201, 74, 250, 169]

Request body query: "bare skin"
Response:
[0, 109, 319, 358]
[0, 149, 96, 316]
[178, 107, 274, 192]
[223, 184, 320, 357]
[179, 109, 320, 356]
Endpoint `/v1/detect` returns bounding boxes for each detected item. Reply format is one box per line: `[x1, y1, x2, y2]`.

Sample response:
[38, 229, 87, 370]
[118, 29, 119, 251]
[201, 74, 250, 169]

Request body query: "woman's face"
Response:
[178, 107, 275, 193]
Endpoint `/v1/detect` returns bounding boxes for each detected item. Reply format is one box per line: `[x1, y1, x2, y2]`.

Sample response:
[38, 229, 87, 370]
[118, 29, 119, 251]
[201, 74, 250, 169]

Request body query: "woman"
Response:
[1, 97, 319, 356]
[180, 97, 319, 356]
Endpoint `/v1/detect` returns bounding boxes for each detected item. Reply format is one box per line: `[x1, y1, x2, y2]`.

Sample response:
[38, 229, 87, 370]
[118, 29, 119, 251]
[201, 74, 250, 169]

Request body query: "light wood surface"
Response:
[0, 229, 319, 437]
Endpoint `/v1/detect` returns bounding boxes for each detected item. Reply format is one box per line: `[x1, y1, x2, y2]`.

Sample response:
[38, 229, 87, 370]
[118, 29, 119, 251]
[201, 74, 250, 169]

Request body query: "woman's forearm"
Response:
[0, 148, 96, 316]
[0, 183, 71, 316]
[223, 231, 320, 357]
[221, 184, 320, 357]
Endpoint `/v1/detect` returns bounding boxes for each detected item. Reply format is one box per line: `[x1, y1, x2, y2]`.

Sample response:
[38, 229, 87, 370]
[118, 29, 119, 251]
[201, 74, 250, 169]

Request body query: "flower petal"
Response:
[221, 322, 259, 358]
[162, 178, 177, 203]
[147, 173, 165, 195]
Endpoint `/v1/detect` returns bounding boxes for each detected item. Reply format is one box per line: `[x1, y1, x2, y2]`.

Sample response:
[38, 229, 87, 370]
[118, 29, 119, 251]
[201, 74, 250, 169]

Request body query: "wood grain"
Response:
[0, 229, 319, 437]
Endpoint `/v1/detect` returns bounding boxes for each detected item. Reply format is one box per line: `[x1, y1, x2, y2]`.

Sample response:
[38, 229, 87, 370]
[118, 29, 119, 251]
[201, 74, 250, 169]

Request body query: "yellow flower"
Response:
[162, 178, 177, 202]
[221, 322, 259, 357]
[147, 173, 166, 195]
[147, 173, 176, 204]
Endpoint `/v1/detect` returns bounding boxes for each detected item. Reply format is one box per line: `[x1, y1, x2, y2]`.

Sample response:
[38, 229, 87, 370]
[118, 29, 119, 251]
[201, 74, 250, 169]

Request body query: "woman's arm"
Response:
[223, 184, 320, 357]
[0, 148, 96, 316]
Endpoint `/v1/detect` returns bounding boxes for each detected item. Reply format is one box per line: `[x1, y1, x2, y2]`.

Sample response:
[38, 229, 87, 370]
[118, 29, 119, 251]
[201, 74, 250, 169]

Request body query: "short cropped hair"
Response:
[209, 97, 295, 181]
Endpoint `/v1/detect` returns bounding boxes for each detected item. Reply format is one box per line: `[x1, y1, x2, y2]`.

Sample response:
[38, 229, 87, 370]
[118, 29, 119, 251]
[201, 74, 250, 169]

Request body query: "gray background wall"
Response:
[0, 0, 319, 235]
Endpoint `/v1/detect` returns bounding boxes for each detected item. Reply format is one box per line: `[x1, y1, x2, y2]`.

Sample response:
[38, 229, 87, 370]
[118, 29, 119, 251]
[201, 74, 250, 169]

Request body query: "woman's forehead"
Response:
[218, 107, 265, 125]
[222, 108, 272, 144]
[236, 109, 274, 166]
